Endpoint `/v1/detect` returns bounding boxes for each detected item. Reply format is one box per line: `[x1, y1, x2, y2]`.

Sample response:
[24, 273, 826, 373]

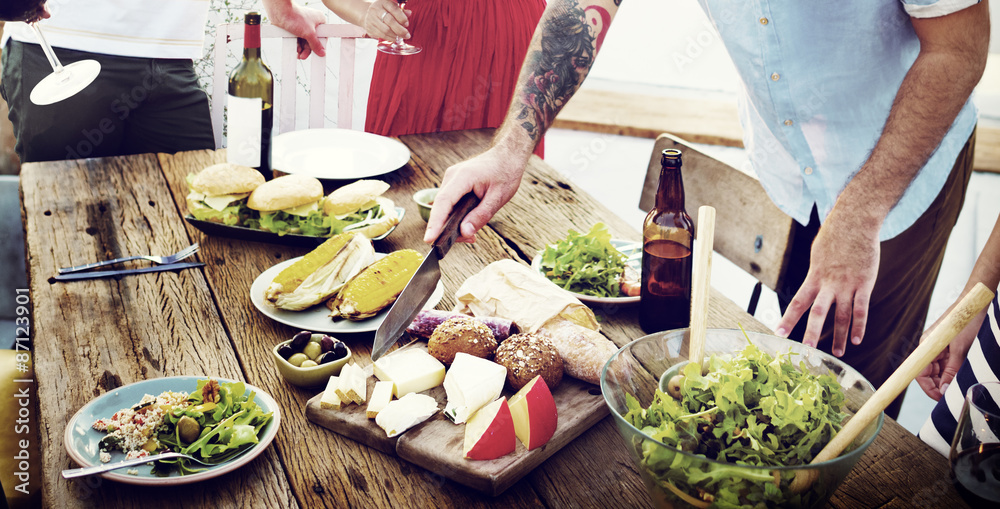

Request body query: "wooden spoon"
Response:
[790, 282, 996, 493]
[688, 205, 716, 370]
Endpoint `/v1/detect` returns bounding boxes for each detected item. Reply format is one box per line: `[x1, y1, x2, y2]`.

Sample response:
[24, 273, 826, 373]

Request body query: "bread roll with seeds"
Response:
[427, 316, 497, 366]
[494, 333, 563, 390]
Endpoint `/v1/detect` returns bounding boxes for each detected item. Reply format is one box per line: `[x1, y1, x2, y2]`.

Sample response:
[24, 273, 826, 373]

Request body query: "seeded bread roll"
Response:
[494, 333, 563, 390]
[427, 316, 497, 366]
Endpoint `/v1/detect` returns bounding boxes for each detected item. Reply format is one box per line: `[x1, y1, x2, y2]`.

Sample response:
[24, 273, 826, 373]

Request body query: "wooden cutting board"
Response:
[305, 344, 609, 496]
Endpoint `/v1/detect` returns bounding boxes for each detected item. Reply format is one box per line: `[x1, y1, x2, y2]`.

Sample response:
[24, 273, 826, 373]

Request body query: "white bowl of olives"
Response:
[272, 331, 352, 387]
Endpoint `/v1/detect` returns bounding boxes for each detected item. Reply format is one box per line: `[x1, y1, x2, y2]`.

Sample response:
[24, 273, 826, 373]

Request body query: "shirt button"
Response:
[759, 17, 769, 25]
[771, 72, 780, 81]
[784, 119, 794, 126]
[804, 167, 813, 175]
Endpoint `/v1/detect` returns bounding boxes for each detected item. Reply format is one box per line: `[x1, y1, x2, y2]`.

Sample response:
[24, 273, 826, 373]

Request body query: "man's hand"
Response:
[423, 147, 528, 244]
[775, 209, 880, 356]
[262, 0, 328, 59]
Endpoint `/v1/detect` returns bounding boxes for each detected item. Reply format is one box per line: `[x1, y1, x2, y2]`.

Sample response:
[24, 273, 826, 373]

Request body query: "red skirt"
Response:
[365, 0, 546, 157]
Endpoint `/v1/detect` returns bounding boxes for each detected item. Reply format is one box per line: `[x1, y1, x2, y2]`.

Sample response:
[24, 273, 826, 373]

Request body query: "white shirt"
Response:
[696, 0, 980, 240]
[2, 0, 210, 60]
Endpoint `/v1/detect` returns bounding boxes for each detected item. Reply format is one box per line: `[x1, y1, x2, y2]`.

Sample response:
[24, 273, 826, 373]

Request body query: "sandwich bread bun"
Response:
[189, 163, 265, 196]
[323, 179, 390, 216]
[247, 174, 324, 212]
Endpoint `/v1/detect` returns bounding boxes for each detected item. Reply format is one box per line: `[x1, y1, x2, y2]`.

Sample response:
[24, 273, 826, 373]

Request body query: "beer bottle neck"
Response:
[655, 163, 685, 211]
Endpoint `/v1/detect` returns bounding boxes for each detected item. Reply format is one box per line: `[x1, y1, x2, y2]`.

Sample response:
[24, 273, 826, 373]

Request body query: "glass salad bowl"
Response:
[601, 328, 883, 509]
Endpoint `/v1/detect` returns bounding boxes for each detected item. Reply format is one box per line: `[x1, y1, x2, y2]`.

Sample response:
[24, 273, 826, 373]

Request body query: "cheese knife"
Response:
[371, 192, 480, 361]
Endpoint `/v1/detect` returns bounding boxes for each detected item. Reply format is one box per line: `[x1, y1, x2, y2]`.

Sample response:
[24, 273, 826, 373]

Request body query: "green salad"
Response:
[94, 379, 274, 476]
[539, 223, 627, 298]
[623, 344, 846, 508]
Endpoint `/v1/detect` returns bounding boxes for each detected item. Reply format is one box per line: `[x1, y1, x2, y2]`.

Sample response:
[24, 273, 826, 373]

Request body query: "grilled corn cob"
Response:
[327, 249, 423, 320]
[266, 233, 376, 311]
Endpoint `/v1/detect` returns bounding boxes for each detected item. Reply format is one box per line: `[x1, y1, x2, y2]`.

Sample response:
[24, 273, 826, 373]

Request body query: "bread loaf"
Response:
[494, 333, 563, 390]
[427, 316, 497, 366]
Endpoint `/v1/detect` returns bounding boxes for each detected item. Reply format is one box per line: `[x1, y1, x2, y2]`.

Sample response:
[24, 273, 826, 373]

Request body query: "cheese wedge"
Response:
[375, 393, 439, 438]
[443, 353, 507, 424]
[366, 381, 394, 419]
[336, 363, 366, 404]
[373, 348, 446, 397]
[320, 376, 343, 410]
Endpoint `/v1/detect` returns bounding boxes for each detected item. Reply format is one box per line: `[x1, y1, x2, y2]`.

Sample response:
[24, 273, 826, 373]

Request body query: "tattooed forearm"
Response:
[515, 0, 609, 141]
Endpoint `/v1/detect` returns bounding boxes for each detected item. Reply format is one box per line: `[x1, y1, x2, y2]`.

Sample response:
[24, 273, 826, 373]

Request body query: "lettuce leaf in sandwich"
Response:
[186, 163, 265, 226]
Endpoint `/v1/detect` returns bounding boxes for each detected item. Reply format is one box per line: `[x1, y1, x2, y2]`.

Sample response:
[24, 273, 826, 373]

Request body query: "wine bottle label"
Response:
[227, 95, 263, 167]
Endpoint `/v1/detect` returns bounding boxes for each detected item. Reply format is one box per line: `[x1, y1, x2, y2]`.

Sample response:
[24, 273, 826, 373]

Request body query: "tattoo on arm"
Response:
[516, 1, 612, 141]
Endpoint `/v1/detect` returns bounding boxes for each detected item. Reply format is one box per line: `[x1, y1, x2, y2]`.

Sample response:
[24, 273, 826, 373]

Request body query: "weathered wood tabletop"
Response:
[20, 128, 967, 508]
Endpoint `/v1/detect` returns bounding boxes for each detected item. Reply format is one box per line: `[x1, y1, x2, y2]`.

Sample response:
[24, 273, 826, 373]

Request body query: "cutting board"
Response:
[305, 344, 609, 496]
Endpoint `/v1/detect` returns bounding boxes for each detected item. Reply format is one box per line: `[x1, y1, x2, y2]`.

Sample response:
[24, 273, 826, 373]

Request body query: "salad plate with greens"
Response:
[531, 223, 641, 305]
[602, 329, 883, 508]
[64, 376, 280, 485]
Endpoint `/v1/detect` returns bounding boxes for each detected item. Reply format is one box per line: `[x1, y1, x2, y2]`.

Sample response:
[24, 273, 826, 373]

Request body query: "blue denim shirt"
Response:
[696, 0, 979, 240]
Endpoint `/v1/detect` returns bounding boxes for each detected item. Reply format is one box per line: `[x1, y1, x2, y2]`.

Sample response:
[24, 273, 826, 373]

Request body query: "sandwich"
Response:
[265, 232, 376, 310]
[322, 179, 400, 239]
[245, 174, 331, 236]
[186, 163, 265, 225]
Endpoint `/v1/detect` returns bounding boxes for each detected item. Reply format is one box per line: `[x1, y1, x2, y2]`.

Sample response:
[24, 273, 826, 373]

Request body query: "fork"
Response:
[61, 450, 227, 478]
[58, 243, 199, 274]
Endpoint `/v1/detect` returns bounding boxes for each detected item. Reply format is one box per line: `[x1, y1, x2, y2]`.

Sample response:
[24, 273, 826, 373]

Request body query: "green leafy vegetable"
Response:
[153, 379, 273, 476]
[623, 344, 847, 508]
[539, 223, 627, 297]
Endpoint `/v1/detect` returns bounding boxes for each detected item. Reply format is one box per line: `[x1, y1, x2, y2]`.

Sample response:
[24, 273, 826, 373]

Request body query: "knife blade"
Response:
[53, 262, 206, 281]
[371, 192, 480, 361]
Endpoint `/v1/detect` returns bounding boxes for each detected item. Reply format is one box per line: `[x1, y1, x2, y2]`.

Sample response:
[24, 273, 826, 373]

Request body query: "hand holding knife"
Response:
[371, 192, 480, 361]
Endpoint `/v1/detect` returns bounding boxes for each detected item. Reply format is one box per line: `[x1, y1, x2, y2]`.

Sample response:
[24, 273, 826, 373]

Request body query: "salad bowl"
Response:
[601, 329, 883, 509]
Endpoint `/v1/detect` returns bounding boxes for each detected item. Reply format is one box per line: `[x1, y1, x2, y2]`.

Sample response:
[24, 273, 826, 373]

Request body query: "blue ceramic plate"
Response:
[63, 376, 280, 485]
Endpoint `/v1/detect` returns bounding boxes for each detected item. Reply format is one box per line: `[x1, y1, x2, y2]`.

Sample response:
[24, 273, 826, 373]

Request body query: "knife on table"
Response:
[53, 262, 206, 281]
[371, 193, 480, 361]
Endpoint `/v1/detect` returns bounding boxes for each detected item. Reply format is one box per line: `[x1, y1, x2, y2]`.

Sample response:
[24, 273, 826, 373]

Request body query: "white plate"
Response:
[531, 239, 641, 305]
[64, 376, 279, 486]
[273, 129, 411, 180]
[250, 254, 445, 333]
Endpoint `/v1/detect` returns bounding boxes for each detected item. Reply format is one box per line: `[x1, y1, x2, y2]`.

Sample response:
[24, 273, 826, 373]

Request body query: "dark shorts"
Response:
[779, 129, 976, 420]
[1, 40, 215, 163]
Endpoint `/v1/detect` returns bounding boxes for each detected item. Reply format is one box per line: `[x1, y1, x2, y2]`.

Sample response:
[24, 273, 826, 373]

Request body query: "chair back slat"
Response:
[210, 23, 368, 149]
[640, 133, 795, 292]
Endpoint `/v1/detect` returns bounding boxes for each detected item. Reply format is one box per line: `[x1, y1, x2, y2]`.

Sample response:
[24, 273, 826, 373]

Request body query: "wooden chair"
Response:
[639, 133, 795, 315]
[210, 23, 368, 149]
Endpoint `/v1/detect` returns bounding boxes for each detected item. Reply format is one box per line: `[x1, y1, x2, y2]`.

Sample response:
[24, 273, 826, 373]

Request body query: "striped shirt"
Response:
[1, 0, 210, 60]
[919, 290, 1000, 456]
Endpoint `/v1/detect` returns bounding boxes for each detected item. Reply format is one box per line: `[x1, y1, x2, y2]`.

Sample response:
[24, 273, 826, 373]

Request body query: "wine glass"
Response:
[377, 0, 421, 55]
[27, 21, 101, 105]
[950, 381, 1000, 505]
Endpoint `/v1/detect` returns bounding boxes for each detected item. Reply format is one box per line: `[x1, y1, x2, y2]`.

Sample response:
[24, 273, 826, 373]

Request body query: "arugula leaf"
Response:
[539, 223, 627, 297]
[622, 345, 847, 507]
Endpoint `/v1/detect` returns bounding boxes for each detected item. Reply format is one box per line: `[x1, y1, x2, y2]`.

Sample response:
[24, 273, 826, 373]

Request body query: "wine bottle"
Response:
[227, 11, 274, 180]
[639, 149, 694, 334]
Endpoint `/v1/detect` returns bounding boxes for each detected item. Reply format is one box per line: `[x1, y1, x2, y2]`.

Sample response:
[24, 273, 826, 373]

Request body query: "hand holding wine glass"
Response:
[377, 0, 421, 55]
[8, 1, 101, 105]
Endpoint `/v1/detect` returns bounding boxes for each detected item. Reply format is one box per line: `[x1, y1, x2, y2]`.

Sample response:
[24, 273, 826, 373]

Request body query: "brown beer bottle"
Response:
[639, 149, 694, 333]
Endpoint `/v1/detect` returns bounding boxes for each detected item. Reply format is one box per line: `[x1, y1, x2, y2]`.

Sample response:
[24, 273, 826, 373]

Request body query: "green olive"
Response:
[300, 360, 319, 368]
[288, 353, 309, 367]
[177, 415, 201, 443]
[667, 375, 684, 400]
[302, 341, 322, 360]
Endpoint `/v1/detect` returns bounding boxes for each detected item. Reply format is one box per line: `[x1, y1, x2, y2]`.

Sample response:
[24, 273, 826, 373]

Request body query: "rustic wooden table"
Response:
[20, 129, 967, 508]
